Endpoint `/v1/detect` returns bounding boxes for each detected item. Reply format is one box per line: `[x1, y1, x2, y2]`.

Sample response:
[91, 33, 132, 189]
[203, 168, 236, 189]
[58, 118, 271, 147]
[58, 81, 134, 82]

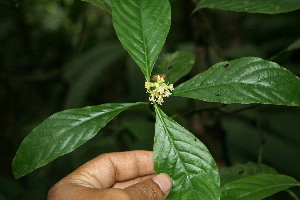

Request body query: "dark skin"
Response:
[48, 151, 172, 200]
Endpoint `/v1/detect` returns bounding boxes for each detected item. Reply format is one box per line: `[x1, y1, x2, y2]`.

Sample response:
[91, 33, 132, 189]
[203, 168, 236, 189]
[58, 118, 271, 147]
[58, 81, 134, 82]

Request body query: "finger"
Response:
[48, 184, 134, 200]
[112, 174, 156, 189]
[59, 151, 154, 189]
[48, 174, 172, 200]
[123, 173, 172, 200]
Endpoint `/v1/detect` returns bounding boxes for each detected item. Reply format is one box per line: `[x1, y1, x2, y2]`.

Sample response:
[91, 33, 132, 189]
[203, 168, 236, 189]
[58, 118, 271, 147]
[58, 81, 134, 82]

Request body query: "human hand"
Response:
[48, 150, 172, 200]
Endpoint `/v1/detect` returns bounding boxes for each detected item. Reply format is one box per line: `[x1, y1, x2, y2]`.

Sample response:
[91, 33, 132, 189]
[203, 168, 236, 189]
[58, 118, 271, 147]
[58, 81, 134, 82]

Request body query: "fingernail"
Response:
[152, 173, 172, 195]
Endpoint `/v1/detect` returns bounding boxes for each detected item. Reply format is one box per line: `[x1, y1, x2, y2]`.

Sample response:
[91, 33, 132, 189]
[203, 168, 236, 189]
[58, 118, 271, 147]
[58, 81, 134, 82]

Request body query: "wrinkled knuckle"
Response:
[139, 184, 160, 200]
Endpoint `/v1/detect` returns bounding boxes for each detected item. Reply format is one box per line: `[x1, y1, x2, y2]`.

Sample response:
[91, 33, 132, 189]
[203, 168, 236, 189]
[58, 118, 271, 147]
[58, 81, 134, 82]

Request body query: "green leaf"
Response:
[221, 174, 300, 200]
[154, 105, 220, 200]
[153, 51, 195, 84]
[112, 0, 171, 81]
[194, 0, 300, 14]
[219, 162, 277, 186]
[12, 103, 140, 178]
[173, 57, 300, 106]
[82, 0, 113, 14]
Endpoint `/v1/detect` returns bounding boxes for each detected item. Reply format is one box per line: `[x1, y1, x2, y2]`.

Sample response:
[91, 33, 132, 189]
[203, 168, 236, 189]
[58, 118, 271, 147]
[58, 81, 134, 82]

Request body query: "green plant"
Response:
[12, 0, 300, 199]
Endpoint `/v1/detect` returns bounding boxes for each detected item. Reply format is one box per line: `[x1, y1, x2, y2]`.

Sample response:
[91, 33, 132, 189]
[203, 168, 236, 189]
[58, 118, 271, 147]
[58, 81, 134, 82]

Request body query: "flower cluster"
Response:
[145, 75, 174, 105]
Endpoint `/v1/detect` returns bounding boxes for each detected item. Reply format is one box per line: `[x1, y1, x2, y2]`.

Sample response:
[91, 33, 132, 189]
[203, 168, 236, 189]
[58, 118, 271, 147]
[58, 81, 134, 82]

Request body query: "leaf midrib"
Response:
[137, 1, 150, 80]
[174, 81, 291, 95]
[155, 105, 198, 199]
[35, 108, 125, 165]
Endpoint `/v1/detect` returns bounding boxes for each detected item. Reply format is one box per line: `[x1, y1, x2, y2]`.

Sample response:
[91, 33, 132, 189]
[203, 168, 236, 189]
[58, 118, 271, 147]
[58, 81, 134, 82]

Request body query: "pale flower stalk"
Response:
[145, 75, 174, 105]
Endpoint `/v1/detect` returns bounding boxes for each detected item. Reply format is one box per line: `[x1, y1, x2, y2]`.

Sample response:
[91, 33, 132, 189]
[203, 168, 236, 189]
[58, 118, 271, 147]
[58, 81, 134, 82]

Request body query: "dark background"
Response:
[1, 0, 300, 199]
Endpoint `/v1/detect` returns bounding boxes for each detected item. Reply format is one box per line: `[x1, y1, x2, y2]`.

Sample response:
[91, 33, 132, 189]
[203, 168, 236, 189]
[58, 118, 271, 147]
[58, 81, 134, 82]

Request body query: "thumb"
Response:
[123, 173, 172, 200]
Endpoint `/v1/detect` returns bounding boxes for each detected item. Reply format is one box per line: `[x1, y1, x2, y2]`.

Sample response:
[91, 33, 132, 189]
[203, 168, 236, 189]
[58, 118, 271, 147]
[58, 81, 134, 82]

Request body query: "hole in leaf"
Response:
[223, 63, 230, 68]
[215, 92, 221, 96]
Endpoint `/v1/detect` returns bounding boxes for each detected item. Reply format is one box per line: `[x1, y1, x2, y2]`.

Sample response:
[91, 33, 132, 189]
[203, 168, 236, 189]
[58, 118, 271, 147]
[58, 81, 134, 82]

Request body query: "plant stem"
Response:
[257, 121, 265, 164]
[286, 189, 299, 200]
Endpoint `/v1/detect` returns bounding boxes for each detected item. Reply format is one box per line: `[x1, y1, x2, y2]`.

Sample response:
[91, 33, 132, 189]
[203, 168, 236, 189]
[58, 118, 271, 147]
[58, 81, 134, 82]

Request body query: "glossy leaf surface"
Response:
[154, 105, 220, 200]
[153, 51, 195, 84]
[12, 103, 139, 178]
[219, 162, 277, 186]
[221, 174, 300, 200]
[173, 57, 300, 106]
[194, 0, 300, 14]
[112, 0, 171, 80]
[83, 0, 113, 14]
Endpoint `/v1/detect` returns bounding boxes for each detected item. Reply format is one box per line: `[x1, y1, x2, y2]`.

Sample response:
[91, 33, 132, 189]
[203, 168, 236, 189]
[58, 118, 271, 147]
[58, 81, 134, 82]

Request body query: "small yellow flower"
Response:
[145, 75, 174, 105]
